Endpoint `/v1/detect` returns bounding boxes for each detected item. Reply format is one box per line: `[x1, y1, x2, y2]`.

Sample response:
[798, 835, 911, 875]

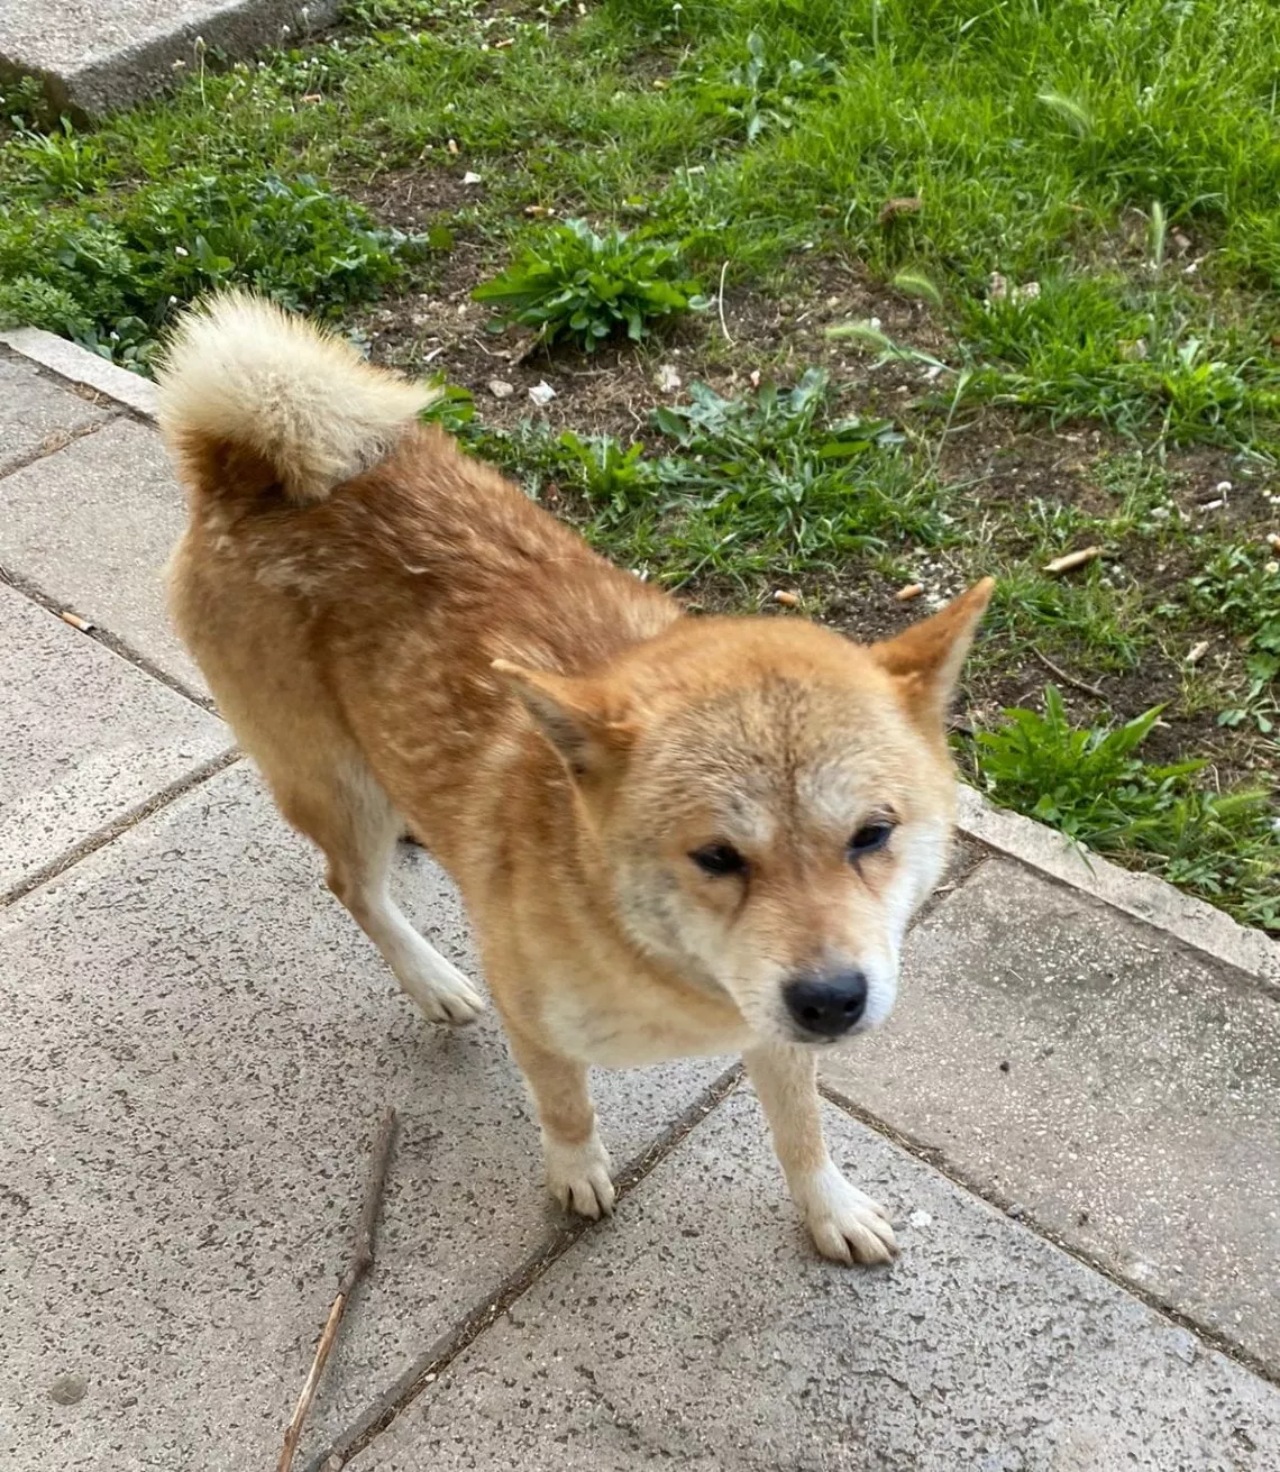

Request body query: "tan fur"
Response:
[157, 290, 438, 505]
[158, 292, 993, 1263]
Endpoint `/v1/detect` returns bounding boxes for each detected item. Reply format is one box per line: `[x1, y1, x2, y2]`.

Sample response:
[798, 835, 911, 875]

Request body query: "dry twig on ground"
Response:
[276, 1107, 398, 1472]
[1030, 646, 1106, 700]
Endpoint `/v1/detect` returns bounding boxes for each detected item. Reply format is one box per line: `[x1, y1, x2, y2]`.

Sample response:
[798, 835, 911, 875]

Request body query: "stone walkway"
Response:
[2, 330, 1278, 1471]
[0, 1, 341, 117]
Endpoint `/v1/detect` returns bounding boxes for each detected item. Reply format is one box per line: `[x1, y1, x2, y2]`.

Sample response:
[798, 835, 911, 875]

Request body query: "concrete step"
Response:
[0, 0, 341, 117]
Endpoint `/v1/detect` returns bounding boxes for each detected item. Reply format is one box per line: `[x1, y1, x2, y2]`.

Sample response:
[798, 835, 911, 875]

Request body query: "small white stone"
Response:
[487, 379, 514, 400]
[908, 1209, 933, 1229]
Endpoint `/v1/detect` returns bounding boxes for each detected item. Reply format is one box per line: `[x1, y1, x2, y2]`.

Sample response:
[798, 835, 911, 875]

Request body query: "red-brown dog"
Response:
[159, 293, 991, 1265]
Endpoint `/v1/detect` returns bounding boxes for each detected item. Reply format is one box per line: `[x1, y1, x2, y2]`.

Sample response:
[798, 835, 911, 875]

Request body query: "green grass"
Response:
[971, 686, 1280, 930]
[961, 276, 1280, 454]
[1188, 544, 1280, 735]
[0, 168, 411, 366]
[471, 218, 708, 351]
[1, 0, 1277, 927]
[429, 368, 942, 583]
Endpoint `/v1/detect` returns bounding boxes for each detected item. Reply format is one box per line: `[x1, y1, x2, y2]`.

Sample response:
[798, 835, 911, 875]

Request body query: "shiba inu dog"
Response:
[158, 292, 991, 1265]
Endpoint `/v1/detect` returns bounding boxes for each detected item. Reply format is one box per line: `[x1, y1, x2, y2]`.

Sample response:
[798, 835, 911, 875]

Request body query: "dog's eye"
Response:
[847, 822, 893, 861]
[690, 843, 747, 877]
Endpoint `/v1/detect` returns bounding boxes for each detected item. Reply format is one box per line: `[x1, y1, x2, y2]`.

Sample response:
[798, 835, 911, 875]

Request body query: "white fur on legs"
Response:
[743, 1042, 897, 1267]
[793, 1158, 898, 1265]
[307, 759, 486, 1024]
[543, 1130, 615, 1219]
[348, 884, 485, 1024]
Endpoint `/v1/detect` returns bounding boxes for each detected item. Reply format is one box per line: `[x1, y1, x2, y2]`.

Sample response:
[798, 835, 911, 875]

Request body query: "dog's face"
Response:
[498, 580, 991, 1049]
[602, 671, 953, 1044]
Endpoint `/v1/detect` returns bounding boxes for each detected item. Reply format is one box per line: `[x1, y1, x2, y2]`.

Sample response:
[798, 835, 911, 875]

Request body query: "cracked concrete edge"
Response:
[955, 784, 1279, 992]
[1, 329, 159, 421]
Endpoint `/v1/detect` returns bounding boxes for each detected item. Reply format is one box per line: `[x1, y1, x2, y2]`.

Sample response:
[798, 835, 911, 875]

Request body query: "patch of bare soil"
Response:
[349, 182, 951, 438]
[347, 177, 1277, 789]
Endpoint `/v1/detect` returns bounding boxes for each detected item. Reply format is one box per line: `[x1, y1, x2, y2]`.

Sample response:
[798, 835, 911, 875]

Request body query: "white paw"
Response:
[796, 1161, 898, 1266]
[395, 945, 486, 1026]
[543, 1132, 616, 1220]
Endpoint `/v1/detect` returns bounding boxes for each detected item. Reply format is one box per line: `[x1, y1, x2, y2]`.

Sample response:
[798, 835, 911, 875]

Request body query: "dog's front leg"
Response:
[507, 1027, 615, 1220]
[744, 1043, 898, 1265]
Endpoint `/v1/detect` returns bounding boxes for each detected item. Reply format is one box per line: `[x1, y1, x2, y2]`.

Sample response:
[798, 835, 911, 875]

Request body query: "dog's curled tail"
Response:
[156, 291, 439, 506]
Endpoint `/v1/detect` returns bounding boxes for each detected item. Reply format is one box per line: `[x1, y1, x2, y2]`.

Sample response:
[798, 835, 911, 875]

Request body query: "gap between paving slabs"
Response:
[0, 412, 208, 695]
[305, 1066, 743, 1472]
[0, 350, 115, 478]
[344, 1088, 1280, 1472]
[820, 857, 1280, 1380]
[1, 563, 217, 714]
[818, 1080, 1280, 1400]
[0, 765, 732, 1468]
[322, 848, 1280, 1466]
[0, 747, 240, 907]
[0, 345, 210, 708]
[0, 577, 233, 898]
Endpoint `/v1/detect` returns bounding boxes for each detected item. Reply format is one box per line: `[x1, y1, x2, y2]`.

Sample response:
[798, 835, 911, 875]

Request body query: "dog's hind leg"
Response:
[745, 1042, 897, 1265]
[273, 755, 485, 1025]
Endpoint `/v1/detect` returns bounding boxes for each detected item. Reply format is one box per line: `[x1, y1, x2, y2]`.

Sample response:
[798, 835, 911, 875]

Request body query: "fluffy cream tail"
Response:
[155, 291, 438, 505]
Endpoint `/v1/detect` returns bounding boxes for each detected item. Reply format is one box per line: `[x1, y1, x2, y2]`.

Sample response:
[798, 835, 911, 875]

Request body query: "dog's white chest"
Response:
[541, 991, 754, 1069]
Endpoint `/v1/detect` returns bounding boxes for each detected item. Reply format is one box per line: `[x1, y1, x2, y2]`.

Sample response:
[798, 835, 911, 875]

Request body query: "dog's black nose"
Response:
[784, 971, 868, 1039]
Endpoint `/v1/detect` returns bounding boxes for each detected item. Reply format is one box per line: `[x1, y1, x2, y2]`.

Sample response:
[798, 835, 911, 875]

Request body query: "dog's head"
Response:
[496, 580, 992, 1048]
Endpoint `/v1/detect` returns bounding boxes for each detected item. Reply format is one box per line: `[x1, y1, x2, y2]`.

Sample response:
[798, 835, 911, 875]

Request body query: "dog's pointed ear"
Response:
[871, 578, 995, 727]
[492, 660, 635, 778]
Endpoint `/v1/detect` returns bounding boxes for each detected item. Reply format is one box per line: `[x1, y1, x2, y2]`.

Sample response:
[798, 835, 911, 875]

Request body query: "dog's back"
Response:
[159, 291, 675, 681]
[158, 293, 677, 871]
[156, 292, 681, 1037]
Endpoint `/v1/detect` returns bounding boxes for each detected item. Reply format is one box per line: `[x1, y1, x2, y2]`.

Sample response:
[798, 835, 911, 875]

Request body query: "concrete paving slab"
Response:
[0, 415, 203, 694]
[0, 354, 108, 478]
[0, 1, 341, 117]
[956, 784, 1280, 990]
[351, 1088, 1280, 1472]
[0, 764, 722, 1470]
[1, 328, 160, 421]
[0, 582, 229, 897]
[822, 858, 1280, 1370]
